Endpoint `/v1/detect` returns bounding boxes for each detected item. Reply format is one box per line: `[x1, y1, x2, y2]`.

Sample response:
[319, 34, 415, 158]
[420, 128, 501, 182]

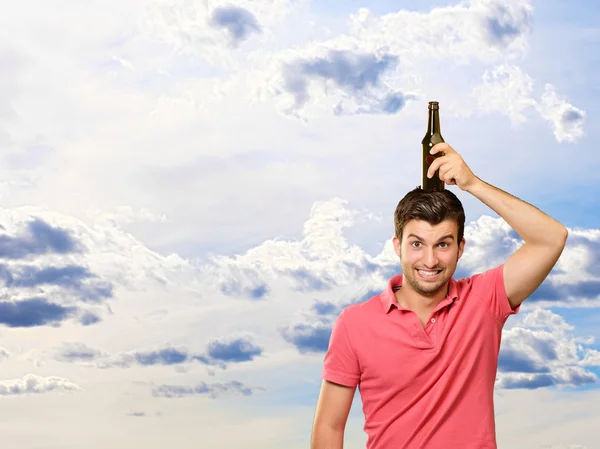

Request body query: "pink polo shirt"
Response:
[321, 264, 519, 449]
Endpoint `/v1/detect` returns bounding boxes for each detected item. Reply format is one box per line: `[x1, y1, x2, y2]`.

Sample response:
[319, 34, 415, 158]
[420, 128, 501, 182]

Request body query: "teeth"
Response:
[418, 270, 440, 277]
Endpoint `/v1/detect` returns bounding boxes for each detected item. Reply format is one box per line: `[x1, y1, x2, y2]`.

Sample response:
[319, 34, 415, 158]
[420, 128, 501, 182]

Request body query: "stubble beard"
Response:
[400, 254, 459, 296]
[403, 267, 449, 295]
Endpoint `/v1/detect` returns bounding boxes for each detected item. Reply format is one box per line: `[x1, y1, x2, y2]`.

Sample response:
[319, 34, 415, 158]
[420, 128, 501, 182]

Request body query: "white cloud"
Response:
[205, 198, 600, 309]
[538, 84, 586, 142]
[0, 374, 81, 396]
[244, 0, 536, 119]
[205, 197, 396, 300]
[472, 64, 537, 124]
[470, 65, 586, 142]
[140, 0, 306, 66]
[345, 0, 533, 62]
[497, 307, 600, 389]
[0, 206, 194, 295]
[580, 349, 600, 367]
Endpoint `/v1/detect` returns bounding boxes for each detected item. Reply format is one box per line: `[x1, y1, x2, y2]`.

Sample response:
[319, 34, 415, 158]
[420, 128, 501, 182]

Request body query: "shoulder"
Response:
[336, 291, 383, 325]
[454, 264, 517, 321]
[453, 264, 506, 298]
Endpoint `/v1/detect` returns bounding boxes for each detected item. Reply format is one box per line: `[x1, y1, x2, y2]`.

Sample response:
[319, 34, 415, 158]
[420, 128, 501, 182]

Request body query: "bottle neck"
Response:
[427, 109, 441, 135]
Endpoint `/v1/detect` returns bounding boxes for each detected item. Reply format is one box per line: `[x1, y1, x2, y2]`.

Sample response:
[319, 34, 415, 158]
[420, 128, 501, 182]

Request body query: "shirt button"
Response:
[431, 318, 436, 323]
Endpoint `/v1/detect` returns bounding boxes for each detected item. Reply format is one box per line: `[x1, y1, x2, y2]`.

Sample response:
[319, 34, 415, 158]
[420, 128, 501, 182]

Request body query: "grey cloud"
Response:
[135, 348, 188, 366]
[52, 344, 189, 368]
[0, 220, 114, 329]
[283, 288, 387, 354]
[562, 108, 584, 124]
[484, 4, 532, 46]
[498, 347, 552, 374]
[312, 300, 338, 317]
[204, 336, 263, 363]
[280, 321, 333, 354]
[0, 263, 113, 304]
[312, 288, 381, 318]
[497, 368, 597, 390]
[528, 280, 600, 303]
[286, 267, 337, 292]
[295, 51, 396, 91]
[554, 106, 586, 142]
[496, 312, 598, 389]
[98, 347, 192, 369]
[0, 298, 76, 328]
[79, 312, 102, 326]
[220, 282, 269, 300]
[218, 265, 270, 300]
[281, 50, 408, 115]
[335, 92, 411, 116]
[0, 263, 113, 328]
[54, 336, 263, 371]
[152, 380, 262, 399]
[54, 343, 107, 363]
[209, 6, 261, 46]
[4, 264, 94, 288]
[0, 218, 83, 260]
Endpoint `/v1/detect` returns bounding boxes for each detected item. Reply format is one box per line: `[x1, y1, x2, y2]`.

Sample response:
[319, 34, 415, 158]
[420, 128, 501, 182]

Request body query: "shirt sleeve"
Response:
[321, 309, 361, 387]
[472, 264, 520, 324]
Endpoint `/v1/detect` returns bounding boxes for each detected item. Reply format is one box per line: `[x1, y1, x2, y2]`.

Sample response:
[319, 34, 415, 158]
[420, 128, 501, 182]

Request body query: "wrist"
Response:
[463, 175, 483, 193]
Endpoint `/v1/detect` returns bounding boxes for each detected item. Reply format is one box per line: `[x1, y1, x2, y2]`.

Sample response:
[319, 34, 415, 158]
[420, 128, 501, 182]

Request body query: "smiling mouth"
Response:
[416, 269, 442, 279]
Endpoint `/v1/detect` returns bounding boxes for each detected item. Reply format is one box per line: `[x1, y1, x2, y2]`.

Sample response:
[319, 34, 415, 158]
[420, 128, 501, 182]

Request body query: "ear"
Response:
[457, 237, 466, 260]
[392, 235, 401, 257]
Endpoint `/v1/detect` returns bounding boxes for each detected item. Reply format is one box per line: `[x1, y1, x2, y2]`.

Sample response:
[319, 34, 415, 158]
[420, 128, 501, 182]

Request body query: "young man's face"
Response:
[392, 219, 466, 296]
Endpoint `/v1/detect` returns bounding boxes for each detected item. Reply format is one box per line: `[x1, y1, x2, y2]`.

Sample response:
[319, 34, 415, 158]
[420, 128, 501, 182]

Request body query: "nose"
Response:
[422, 248, 439, 268]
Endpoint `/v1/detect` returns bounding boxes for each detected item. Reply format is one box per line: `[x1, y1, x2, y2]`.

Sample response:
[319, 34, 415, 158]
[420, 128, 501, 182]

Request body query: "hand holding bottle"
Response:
[427, 143, 478, 192]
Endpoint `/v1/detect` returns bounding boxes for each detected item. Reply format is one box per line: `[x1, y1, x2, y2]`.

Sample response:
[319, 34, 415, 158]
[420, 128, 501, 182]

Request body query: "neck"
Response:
[394, 282, 449, 312]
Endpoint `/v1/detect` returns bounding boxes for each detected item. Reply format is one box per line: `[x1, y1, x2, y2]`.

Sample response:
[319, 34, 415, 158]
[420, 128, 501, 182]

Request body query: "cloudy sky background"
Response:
[0, 0, 598, 447]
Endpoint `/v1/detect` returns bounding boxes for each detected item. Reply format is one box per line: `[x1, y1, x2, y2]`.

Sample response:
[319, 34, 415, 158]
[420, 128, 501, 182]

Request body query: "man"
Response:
[310, 142, 568, 449]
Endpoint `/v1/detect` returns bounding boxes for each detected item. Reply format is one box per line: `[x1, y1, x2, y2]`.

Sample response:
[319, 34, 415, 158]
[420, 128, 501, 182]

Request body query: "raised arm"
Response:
[428, 143, 568, 309]
[310, 380, 356, 449]
[465, 177, 567, 308]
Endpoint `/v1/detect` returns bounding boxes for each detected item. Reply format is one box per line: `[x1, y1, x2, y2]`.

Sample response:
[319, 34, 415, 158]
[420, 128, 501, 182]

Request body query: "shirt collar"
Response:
[380, 273, 459, 314]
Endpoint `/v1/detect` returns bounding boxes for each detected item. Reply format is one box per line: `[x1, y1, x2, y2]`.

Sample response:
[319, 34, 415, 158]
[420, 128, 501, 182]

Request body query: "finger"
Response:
[427, 156, 445, 179]
[438, 164, 453, 182]
[430, 143, 449, 155]
[441, 166, 457, 185]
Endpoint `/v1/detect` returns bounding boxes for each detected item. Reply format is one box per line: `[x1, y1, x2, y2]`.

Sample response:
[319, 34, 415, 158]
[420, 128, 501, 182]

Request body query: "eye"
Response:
[439, 242, 449, 248]
[411, 241, 422, 248]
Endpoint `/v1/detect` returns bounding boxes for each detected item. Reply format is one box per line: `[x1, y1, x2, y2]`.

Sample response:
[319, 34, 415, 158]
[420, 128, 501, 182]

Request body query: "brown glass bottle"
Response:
[421, 101, 445, 192]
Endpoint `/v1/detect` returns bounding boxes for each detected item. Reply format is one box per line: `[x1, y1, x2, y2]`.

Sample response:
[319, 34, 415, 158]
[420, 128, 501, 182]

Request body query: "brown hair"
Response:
[394, 188, 465, 242]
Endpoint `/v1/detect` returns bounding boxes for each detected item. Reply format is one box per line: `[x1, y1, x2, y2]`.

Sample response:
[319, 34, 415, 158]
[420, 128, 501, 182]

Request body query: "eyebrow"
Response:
[407, 233, 455, 243]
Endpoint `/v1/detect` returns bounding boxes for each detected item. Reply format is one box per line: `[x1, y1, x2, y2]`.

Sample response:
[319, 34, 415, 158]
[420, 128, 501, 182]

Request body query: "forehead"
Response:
[403, 219, 458, 240]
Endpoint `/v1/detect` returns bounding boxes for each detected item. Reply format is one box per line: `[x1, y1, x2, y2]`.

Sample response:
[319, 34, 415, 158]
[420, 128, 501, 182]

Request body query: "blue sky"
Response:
[0, 0, 599, 448]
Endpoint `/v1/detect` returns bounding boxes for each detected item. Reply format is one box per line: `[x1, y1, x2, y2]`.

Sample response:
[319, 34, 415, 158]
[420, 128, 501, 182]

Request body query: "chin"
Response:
[405, 269, 450, 295]
[417, 282, 446, 295]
